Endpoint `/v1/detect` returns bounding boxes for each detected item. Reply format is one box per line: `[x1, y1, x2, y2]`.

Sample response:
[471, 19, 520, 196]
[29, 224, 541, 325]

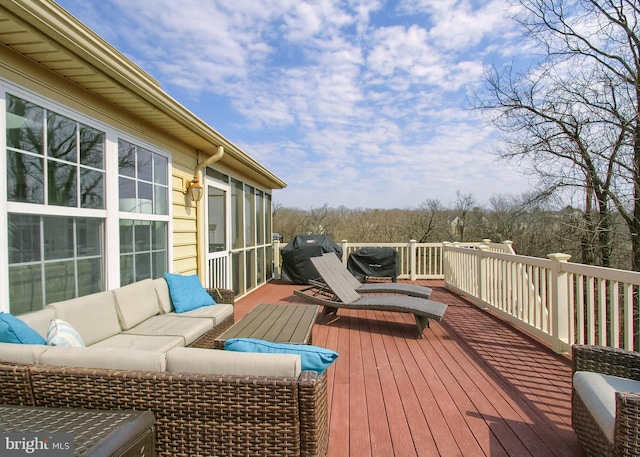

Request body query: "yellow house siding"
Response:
[170, 169, 199, 276]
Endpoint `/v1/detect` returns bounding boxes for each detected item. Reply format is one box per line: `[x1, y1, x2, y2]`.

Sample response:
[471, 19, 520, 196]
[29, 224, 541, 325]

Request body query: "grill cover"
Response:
[347, 247, 399, 282]
[280, 234, 342, 284]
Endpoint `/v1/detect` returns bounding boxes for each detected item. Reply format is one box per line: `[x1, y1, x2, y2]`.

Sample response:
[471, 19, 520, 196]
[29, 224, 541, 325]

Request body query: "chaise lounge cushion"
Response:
[0, 313, 45, 345]
[166, 346, 301, 377]
[573, 370, 640, 442]
[112, 279, 161, 330]
[225, 338, 339, 374]
[46, 291, 121, 346]
[39, 346, 167, 371]
[164, 273, 215, 313]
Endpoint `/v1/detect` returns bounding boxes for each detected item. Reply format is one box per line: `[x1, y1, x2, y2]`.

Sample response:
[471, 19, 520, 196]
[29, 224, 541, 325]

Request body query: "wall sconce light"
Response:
[187, 175, 203, 202]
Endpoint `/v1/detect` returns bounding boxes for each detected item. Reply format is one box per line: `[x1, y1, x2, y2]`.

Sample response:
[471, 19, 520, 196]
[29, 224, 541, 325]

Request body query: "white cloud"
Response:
[56, 0, 531, 209]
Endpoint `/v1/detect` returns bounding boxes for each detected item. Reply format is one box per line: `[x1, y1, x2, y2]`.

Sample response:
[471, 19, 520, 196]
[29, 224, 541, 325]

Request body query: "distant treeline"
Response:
[274, 195, 632, 271]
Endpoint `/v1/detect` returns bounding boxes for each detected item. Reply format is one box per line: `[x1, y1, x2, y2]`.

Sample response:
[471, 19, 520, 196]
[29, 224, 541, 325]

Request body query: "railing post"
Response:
[272, 240, 281, 279]
[410, 239, 417, 281]
[547, 253, 572, 354]
[341, 240, 349, 265]
[478, 244, 490, 303]
[503, 240, 515, 254]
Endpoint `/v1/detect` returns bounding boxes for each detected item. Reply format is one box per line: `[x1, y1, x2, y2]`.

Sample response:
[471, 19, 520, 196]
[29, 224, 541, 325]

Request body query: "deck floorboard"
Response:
[235, 280, 585, 457]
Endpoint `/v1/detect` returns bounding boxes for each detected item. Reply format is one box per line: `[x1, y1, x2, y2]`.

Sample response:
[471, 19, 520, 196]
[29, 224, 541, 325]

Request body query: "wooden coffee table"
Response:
[214, 303, 319, 349]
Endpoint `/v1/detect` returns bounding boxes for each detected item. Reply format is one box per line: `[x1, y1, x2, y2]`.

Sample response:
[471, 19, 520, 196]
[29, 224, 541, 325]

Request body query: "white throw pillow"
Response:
[46, 319, 85, 347]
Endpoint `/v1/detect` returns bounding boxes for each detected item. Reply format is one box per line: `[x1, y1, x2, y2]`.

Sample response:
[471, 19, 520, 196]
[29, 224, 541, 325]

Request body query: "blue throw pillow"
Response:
[0, 312, 46, 345]
[224, 338, 338, 374]
[164, 273, 216, 313]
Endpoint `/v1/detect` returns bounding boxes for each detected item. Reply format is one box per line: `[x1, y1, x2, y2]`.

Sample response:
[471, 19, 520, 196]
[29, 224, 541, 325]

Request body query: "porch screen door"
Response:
[205, 182, 230, 289]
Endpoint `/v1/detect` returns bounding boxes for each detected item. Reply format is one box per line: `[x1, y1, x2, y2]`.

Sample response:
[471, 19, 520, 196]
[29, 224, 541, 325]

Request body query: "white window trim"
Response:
[0, 80, 173, 311]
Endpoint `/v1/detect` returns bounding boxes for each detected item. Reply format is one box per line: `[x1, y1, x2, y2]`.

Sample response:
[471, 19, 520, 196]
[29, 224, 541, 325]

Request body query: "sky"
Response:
[55, 0, 534, 210]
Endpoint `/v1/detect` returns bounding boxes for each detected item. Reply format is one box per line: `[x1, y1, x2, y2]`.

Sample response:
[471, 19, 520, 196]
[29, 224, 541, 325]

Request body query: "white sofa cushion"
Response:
[39, 346, 167, 371]
[90, 334, 184, 352]
[47, 291, 121, 346]
[0, 342, 48, 364]
[123, 315, 213, 346]
[17, 308, 56, 340]
[166, 347, 301, 377]
[153, 278, 173, 314]
[113, 279, 161, 330]
[574, 370, 640, 442]
[174, 303, 234, 326]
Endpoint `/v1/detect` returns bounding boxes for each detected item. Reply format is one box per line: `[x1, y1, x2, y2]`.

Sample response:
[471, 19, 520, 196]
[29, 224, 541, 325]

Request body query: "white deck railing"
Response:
[271, 239, 640, 353]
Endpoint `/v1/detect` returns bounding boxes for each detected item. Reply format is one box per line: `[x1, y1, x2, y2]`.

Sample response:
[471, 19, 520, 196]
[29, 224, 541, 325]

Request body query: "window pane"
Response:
[80, 169, 104, 209]
[47, 112, 76, 161]
[79, 125, 104, 169]
[231, 179, 243, 249]
[118, 139, 135, 177]
[47, 161, 77, 207]
[9, 265, 42, 315]
[154, 154, 168, 185]
[154, 185, 168, 215]
[119, 177, 136, 211]
[135, 253, 151, 279]
[152, 221, 167, 250]
[245, 185, 255, 247]
[77, 218, 102, 256]
[137, 147, 152, 181]
[43, 217, 74, 260]
[6, 94, 43, 154]
[135, 223, 151, 251]
[8, 214, 40, 263]
[120, 254, 134, 285]
[120, 222, 134, 253]
[256, 190, 264, 245]
[7, 150, 44, 203]
[152, 251, 166, 278]
[45, 260, 76, 303]
[77, 258, 103, 296]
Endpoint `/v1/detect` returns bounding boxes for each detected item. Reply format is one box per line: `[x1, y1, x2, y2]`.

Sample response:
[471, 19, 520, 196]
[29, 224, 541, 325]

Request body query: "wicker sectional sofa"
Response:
[0, 278, 329, 457]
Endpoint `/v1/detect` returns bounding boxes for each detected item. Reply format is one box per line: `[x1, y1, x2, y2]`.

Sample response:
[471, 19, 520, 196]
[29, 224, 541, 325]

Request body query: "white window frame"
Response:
[0, 80, 172, 312]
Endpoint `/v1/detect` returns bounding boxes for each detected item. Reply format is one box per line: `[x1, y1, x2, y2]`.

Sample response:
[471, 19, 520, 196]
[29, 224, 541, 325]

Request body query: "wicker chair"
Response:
[572, 345, 640, 456]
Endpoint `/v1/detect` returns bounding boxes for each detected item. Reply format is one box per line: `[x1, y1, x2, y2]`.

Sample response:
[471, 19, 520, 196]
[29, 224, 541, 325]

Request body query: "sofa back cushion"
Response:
[47, 291, 121, 346]
[166, 347, 301, 377]
[153, 278, 173, 313]
[17, 308, 56, 340]
[112, 279, 161, 330]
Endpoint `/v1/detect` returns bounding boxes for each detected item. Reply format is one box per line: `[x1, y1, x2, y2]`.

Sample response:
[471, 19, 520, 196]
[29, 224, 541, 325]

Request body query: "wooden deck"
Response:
[235, 279, 585, 457]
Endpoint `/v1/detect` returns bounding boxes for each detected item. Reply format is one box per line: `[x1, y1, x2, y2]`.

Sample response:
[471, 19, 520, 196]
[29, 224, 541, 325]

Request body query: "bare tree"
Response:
[476, 0, 640, 269]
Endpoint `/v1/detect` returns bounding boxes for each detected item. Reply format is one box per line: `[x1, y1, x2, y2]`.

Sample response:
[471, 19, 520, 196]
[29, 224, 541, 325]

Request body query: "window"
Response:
[7, 94, 105, 207]
[118, 139, 169, 285]
[6, 94, 106, 312]
[4, 92, 171, 311]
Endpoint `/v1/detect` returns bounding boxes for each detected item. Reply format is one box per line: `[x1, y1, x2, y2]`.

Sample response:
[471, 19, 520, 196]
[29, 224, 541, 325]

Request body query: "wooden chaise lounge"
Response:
[294, 255, 447, 337]
[311, 253, 433, 298]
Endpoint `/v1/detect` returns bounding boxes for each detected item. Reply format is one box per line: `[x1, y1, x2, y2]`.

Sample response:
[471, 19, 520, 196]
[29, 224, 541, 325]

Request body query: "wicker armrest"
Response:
[616, 392, 640, 455]
[206, 287, 235, 305]
[573, 345, 640, 381]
